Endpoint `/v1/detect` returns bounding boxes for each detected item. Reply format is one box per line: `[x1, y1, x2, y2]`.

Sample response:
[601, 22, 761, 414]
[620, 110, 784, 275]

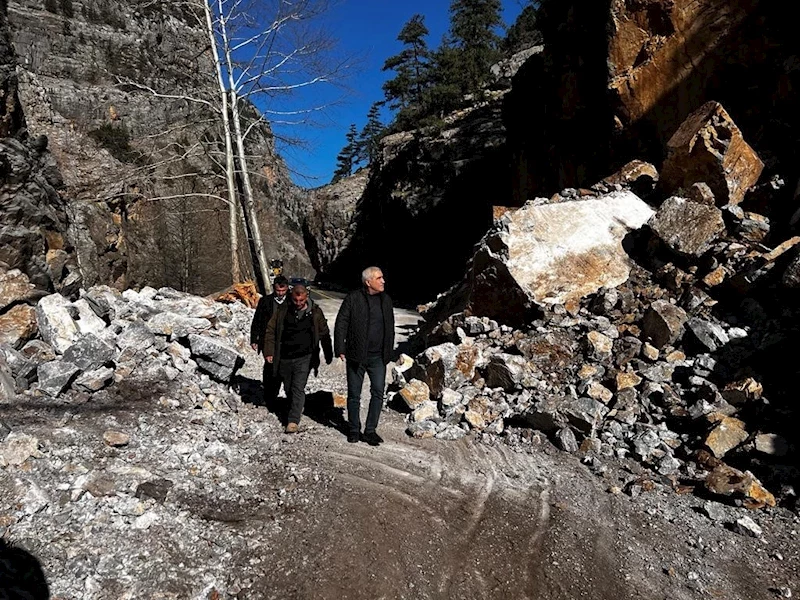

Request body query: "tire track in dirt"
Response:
[314, 437, 553, 599]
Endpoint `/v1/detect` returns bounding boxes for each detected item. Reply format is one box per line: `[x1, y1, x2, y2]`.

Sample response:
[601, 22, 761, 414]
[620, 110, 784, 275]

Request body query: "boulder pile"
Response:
[396, 102, 796, 512]
[1, 277, 247, 412]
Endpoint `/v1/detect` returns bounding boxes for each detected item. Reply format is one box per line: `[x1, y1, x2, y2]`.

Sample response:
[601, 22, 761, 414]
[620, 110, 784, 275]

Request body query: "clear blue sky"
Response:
[271, 0, 527, 189]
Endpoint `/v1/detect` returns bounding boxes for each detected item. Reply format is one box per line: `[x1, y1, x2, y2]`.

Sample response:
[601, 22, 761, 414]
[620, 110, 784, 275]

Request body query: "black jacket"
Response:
[334, 289, 394, 364]
[264, 299, 333, 373]
[250, 293, 286, 351]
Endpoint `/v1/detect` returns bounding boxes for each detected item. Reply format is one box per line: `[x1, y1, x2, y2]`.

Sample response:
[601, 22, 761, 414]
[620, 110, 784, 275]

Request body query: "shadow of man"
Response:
[0, 538, 50, 599]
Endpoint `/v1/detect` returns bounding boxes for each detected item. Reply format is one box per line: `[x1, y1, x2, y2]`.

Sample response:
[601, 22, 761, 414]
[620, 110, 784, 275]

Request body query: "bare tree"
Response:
[112, 0, 348, 292]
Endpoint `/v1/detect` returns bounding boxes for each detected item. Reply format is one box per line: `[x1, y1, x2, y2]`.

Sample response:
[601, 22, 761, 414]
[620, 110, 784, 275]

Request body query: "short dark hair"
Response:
[273, 275, 288, 286]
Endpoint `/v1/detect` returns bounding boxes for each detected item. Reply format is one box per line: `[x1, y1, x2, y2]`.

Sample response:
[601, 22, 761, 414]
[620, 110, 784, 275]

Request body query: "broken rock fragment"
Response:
[704, 463, 775, 507]
[429, 191, 654, 326]
[641, 300, 687, 349]
[661, 101, 764, 206]
[648, 197, 725, 257]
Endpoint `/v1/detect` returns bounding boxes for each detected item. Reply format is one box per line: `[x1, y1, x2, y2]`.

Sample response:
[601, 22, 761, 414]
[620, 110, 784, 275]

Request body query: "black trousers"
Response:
[262, 361, 281, 407]
[278, 355, 312, 425]
[346, 355, 386, 435]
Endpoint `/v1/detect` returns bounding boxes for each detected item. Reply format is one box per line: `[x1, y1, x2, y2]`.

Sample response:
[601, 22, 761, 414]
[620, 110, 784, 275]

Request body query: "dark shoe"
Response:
[362, 431, 383, 446]
[347, 431, 360, 443]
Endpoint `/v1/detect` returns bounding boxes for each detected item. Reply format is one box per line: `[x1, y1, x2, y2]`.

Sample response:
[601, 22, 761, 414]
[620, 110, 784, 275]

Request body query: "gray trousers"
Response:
[278, 354, 311, 424]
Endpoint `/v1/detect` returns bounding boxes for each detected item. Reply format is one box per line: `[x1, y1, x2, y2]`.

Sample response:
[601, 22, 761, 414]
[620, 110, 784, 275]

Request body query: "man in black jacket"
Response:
[250, 275, 289, 406]
[265, 284, 333, 433]
[334, 267, 395, 445]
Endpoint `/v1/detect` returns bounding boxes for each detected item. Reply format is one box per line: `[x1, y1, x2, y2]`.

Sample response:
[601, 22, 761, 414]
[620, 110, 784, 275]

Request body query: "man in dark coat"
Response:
[250, 275, 289, 407]
[264, 284, 333, 433]
[334, 266, 395, 445]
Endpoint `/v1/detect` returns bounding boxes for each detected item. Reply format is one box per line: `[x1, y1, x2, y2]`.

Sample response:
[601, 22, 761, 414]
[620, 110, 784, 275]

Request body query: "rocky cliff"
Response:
[307, 92, 514, 304]
[1, 0, 77, 297]
[4, 0, 313, 295]
[505, 0, 799, 222]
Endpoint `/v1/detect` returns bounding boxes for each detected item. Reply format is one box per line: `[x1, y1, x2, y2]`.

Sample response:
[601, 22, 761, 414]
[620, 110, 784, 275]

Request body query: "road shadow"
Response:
[0, 539, 50, 599]
[233, 374, 289, 424]
[303, 390, 348, 435]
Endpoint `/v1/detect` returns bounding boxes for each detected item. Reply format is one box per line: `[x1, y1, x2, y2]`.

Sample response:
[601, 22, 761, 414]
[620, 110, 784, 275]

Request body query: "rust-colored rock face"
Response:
[660, 101, 764, 205]
[607, 0, 755, 140]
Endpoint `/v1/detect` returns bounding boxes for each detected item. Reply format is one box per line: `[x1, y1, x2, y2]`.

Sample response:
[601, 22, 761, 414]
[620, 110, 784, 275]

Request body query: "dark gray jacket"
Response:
[334, 289, 394, 364]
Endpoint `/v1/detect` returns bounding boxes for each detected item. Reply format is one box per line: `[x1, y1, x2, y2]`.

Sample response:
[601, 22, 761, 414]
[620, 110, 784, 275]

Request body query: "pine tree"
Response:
[357, 102, 386, 165]
[447, 0, 503, 97]
[331, 123, 359, 183]
[503, 2, 542, 54]
[382, 14, 431, 115]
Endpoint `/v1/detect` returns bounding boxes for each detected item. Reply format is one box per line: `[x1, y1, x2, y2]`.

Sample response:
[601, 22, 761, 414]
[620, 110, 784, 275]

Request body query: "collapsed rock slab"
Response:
[35, 293, 79, 354]
[430, 191, 654, 326]
[187, 334, 242, 382]
[661, 101, 764, 206]
[62, 333, 115, 371]
[642, 300, 687, 349]
[0, 269, 38, 312]
[37, 360, 80, 396]
[648, 197, 725, 257]
[0, 304, 38, 349]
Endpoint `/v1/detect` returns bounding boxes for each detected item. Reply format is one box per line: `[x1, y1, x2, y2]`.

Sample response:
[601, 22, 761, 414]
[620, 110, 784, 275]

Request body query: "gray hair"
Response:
[361, 266, 382, 284]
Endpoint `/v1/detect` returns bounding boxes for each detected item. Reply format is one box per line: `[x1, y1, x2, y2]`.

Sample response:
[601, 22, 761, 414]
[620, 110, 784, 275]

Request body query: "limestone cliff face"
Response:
[5, 0, 312, 294]
[505, 0, 799, 219]
[307, 95, 513, 304]
[1, 0, 76, 295]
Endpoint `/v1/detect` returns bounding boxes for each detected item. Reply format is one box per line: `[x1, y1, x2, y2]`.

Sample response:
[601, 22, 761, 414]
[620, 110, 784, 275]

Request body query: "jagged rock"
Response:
[0, 344, 35, 383]
[117, 321, 156, 351]
[0, 269, 37, 312]
[73, 366, 114, 392]
[411, 401, 439, 423]
[564, 397, 609, 433]
[391, 353, 414, 387]
[0, 352, 15, 404]
[0, 304, 37, 348]
[72, 298, 107, 335]
[601, 160, 659, 196]
[721, 378, 763, 406]
[732, 516, 763, 538]
[704, 464, 776, 507]
[686, 318, 730, 352]
[35, 293, 79, 353]
[435, 425, 467, 441]
[587, 331, 613, 361]
[687, 182, 715, 205]
[586, 381, 613, 404]
[36, 360, 80, 396]
[705, 416, 748, 458]
[0, 433, 40, 467]
[398, 379, 430, 410]
[736, 213, 770, 243]
[440, 388, 464, 410]
[556, 427, 579, 452]
[648, 197, 725, 257]
[661, 101, 764, 206]
[145, 312, 212, 338]
[62, 333, 115, 371]
[407, 343, 481, 398]
[20, 339, 55, 364]
[615, 370, 642, 391]
[754, 434, 789, 457]
[0, 419, 9, 441]
[407, 420, 437, 439]
[642, 300, 687, 349]
[103, 430, 131, 447]
[483, 353, 527, 391]
[81, 286, 122, 321]
[428, 191, 654, 326]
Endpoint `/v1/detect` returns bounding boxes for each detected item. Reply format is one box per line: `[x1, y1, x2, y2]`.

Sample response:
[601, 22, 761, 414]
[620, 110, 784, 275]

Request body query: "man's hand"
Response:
[339, 354, 345, 361]
[251, 343, 259, 352]
[266, 356, 274, 363]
